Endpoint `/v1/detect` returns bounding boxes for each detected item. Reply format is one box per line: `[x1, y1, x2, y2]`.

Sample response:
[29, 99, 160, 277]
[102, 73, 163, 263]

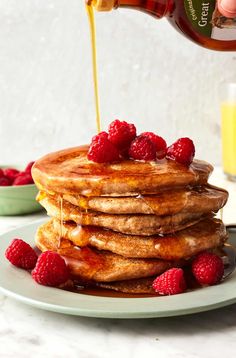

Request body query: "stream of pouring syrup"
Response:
[86, 4, 101, 133]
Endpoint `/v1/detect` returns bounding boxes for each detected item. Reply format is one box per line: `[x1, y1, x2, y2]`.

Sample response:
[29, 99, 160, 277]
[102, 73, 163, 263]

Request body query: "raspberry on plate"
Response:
[0, 177, 11, 186]
[152, 268, 187, 295]
[129, 135, 156, 161]
[32, 251, 70, 287]
[0, 168, 4, 178]
[25, 161, 35, 174]
[141, 132, 167, 159]
[87, 131, 121, 163]
[5, 238, 38, 270]
[13, 172, 34, 186]
[108, 119, 136, 149]
[3, 168, 20, 183]
[167, 137, 195, 166]
[192, 252, 224, 286]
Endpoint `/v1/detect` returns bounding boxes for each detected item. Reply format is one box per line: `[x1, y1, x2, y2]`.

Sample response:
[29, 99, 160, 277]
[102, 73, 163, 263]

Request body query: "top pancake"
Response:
[32, 145, 213, 196]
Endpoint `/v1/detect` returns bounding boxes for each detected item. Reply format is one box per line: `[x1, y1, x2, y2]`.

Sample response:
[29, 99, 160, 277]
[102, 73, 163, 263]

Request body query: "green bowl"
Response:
[0, 184, 43, 216]
[0, 165, 43, 216]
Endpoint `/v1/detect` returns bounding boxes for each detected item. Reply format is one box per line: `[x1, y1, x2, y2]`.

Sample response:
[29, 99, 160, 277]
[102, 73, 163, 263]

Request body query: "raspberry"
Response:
[5, 238, 38, 270]
[3, 168, 20, 183]
[13, 172, 34, 186]
[108, 120, 136, 149]
[129, 135, 156, 161]
[152, 268, 187, 295]
[192, 252, 224, 286]
[91, 131, 108, 142]
[25, 161, 35, 174]
[87, 131, 121, 163]
[32, 251, 69, 287]
[167, 137, 195, 166]
[0, 177, 11, 186]
[0, 168, 4, 177]
[141, 132, 167, 159]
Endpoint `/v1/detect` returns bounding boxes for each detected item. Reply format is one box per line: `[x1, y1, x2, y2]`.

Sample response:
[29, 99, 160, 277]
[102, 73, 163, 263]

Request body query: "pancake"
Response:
[51, 218, 227, 259]
[32, 145, 213, 196]
[39, 195, 209, 235]
[35, 221, 180, 282]
[62, 185, 228, 215]
[94, 246, 229, 294]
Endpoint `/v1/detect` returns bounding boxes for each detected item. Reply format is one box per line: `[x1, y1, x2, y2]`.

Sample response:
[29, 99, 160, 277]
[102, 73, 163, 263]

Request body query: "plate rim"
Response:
[1, 284, 236, 319]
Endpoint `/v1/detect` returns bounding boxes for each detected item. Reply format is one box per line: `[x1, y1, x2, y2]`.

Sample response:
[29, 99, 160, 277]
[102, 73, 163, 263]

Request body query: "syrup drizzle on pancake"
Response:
[135, 193, 188, 234]
[136, 194, 155, 215]
[58, 196, 63, 248]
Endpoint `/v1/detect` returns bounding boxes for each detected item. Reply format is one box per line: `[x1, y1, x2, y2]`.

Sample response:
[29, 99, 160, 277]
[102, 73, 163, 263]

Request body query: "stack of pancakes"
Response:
[32, 145, 228, 294]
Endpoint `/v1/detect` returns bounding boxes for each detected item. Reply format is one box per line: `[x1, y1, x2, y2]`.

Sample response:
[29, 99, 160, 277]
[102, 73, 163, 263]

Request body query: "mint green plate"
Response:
[0, 220, 236, 319]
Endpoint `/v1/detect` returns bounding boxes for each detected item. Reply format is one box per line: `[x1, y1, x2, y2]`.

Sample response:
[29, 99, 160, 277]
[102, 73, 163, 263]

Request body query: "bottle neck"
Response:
[87, 0, 116, 11]
[118, 1, 171, 18]
[88, 0, 173, 18]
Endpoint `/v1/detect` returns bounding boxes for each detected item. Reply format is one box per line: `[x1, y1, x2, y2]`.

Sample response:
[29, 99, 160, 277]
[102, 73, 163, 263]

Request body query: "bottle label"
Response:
[184, 0, 236, 40]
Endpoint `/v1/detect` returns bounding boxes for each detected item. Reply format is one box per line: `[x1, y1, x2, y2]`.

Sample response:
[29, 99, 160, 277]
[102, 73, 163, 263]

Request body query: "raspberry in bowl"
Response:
[0, 162, 42, 216]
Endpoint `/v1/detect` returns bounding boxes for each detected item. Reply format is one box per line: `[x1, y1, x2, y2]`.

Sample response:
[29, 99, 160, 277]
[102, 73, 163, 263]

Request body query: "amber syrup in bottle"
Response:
[89, 0, 236, 51]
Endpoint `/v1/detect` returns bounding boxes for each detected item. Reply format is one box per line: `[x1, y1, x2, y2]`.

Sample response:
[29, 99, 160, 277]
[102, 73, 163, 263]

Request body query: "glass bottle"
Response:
[88, 0, 236, 51]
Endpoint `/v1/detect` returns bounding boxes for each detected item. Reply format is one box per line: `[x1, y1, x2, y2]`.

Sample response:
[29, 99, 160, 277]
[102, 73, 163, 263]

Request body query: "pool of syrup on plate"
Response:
[64, 285, 157, 298]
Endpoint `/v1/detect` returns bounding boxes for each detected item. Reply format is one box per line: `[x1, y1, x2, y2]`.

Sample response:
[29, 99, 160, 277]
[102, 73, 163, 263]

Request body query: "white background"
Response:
[0, 0, 236, 165]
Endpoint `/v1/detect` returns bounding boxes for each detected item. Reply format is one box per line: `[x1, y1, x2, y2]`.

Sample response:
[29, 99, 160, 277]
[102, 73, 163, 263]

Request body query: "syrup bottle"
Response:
[87, 0, 236, 51]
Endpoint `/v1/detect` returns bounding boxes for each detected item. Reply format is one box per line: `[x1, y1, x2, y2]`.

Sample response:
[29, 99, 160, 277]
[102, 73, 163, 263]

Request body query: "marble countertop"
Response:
[0, 167, 236, 358]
